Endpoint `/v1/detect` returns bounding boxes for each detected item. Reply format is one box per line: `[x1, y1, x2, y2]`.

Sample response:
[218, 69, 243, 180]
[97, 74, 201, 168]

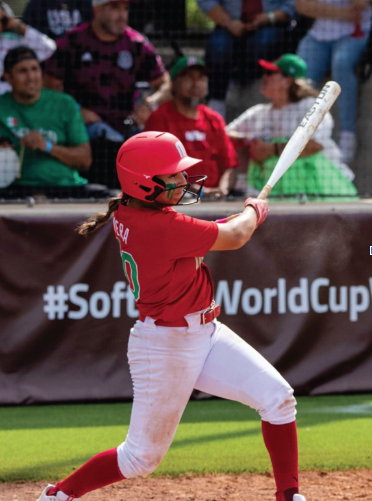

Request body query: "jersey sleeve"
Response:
[164, 211, 218, 260]
[23, 26, 56, 62]
[137, 39, 166, 83]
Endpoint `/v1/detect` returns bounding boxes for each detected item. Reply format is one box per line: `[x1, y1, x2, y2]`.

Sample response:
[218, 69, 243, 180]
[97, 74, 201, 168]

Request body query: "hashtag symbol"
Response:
[43, 285, 69, 320]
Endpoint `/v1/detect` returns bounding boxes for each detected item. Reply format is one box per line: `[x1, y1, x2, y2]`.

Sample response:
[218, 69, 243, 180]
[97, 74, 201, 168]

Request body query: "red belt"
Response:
[139, 303, 221, 327]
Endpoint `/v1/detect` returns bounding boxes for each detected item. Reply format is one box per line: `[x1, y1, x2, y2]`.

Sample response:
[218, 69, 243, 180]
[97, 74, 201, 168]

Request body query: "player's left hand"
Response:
[244, 12, 271, 31]
[20, 131, 48, 151]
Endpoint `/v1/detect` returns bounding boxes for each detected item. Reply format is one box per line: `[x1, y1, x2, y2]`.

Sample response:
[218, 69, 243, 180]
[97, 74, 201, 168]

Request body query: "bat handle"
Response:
[257, 184, 272, 200]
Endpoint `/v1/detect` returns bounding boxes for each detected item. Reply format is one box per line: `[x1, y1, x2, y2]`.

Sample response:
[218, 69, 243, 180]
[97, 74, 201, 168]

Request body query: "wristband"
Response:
[45, 140, 53, 153]
[244, 197, 269, 228]
[267, 11, 276, 24]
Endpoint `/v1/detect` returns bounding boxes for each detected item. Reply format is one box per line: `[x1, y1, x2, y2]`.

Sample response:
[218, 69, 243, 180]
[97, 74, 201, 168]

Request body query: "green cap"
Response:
[258, 53, 307, 79]
[170, 56, 206, 81]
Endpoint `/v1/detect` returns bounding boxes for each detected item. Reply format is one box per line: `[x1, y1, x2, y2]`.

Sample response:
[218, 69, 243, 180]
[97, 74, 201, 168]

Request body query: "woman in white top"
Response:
[296, 0, 371, 162]
[226, 54, 358, 199]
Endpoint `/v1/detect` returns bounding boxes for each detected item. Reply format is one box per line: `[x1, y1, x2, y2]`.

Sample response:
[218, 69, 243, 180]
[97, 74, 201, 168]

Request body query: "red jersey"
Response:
[144, 102, 238, 188]
[113, 204, 218, 322]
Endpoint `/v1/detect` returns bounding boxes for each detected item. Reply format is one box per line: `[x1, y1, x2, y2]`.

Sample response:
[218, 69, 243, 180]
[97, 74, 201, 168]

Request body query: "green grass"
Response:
[1, 395, 372, 482]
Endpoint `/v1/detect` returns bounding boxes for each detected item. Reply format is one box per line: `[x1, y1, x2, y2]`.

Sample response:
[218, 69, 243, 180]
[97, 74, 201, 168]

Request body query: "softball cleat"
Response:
[293, 495, 307, 501]
[36, 485, 80, 501]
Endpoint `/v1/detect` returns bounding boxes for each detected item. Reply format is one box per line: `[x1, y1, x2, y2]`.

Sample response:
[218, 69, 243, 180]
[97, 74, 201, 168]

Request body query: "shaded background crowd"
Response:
[0, 0, 371, 201]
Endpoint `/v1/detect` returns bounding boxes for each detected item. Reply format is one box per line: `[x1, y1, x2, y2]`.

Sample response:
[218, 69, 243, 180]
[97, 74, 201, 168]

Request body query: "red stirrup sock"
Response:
[48, 448, 125, 498]
[261, 421, 299, 501]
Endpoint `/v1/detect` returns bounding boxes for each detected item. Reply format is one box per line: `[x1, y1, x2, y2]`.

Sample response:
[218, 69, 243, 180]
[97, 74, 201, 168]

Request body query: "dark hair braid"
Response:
[77, 193, 128, 237]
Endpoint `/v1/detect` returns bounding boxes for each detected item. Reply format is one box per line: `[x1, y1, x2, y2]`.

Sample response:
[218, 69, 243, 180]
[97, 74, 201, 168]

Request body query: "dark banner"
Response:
[1, 211, 372, 404]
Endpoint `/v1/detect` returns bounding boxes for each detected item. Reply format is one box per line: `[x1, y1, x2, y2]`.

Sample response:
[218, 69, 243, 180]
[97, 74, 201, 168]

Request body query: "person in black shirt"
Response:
[22, 0, 93, 39]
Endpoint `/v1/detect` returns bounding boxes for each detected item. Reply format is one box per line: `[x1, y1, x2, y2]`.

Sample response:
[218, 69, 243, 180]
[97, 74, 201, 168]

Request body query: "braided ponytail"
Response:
[77, 193, 128, 237]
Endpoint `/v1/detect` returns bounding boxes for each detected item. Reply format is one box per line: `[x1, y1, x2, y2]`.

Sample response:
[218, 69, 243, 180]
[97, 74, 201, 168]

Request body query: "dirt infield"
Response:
[1, 470, 372, 501]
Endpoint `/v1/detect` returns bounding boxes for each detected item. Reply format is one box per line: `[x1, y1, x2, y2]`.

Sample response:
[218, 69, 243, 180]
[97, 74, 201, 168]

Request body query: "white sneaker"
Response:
[293, 495, 307, 501]
[36, 485, 80, 501]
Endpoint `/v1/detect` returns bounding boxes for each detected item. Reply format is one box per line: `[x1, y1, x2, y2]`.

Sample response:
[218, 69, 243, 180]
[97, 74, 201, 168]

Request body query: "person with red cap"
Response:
[35, 131, 308, 501]
[227, 54, 358, 199]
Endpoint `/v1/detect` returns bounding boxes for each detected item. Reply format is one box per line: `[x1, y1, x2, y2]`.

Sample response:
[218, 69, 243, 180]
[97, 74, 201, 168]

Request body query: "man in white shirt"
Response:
[0, 1, 56, 94]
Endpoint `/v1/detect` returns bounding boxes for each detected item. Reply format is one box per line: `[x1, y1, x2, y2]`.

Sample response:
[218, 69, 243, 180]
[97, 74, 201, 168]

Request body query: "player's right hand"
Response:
[244, 197, 269, 228]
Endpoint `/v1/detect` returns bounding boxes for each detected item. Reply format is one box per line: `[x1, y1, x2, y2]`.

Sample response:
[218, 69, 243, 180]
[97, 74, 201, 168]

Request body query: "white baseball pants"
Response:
[117, 311, 296, 479]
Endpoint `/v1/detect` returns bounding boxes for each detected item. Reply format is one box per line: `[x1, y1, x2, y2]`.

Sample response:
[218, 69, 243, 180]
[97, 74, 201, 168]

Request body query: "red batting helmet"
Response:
[116, 131, 204, 203]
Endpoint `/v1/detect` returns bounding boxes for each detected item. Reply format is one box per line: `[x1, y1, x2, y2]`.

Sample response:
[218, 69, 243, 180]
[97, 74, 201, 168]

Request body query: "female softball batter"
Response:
[37, 131, 307, 501]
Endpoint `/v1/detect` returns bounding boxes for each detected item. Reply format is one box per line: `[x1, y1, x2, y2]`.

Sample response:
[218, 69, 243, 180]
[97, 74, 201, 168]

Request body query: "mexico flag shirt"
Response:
[0, 89, 88, 186]
[113, 203, 218, 322]
[44, 23, 166, 132]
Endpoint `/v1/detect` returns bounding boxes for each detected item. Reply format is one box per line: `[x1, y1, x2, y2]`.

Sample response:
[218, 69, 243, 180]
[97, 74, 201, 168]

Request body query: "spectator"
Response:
[43, 0, 171, 143]
[296, 0, 371, 163]
[0, 1, 56, 94]
[226, 54, 358, 199]
[197, 0, 295, 119]
[144, 56, 238, 199]
[0, 46, 99, 199]
[22, 0, 93, 39]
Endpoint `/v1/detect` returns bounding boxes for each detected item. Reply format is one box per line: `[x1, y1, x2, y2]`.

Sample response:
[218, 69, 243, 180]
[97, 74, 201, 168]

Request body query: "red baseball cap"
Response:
[258, 54, 307, 79]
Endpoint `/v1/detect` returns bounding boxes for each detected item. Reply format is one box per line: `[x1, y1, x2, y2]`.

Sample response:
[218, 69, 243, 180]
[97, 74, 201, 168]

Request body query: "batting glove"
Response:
[244, 197, 268, 228]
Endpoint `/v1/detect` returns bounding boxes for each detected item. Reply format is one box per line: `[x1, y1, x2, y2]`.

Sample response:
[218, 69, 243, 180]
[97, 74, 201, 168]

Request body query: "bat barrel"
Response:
[261, 81, 341, 195]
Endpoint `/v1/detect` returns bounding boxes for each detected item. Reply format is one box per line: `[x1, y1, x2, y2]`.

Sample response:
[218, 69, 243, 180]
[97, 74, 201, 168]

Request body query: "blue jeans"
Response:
[297, 32, 369, 132]
[205, 25, 288, 100]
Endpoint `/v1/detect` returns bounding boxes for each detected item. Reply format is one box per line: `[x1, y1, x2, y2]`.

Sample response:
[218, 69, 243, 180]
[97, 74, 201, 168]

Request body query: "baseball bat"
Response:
[257, 81, 341, 200]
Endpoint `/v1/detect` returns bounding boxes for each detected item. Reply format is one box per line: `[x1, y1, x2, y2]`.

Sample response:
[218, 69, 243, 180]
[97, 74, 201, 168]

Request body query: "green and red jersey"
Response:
[113, 204, 218, 322]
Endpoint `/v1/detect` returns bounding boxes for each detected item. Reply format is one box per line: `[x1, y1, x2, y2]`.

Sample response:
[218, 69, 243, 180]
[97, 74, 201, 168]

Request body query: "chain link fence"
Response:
[0, 0, 371, 203]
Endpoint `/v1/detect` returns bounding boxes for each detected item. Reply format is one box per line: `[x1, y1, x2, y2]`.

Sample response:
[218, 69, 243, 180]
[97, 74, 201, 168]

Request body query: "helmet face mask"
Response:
[116, 131, 206, 205]
[147, 173, 207, 205]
